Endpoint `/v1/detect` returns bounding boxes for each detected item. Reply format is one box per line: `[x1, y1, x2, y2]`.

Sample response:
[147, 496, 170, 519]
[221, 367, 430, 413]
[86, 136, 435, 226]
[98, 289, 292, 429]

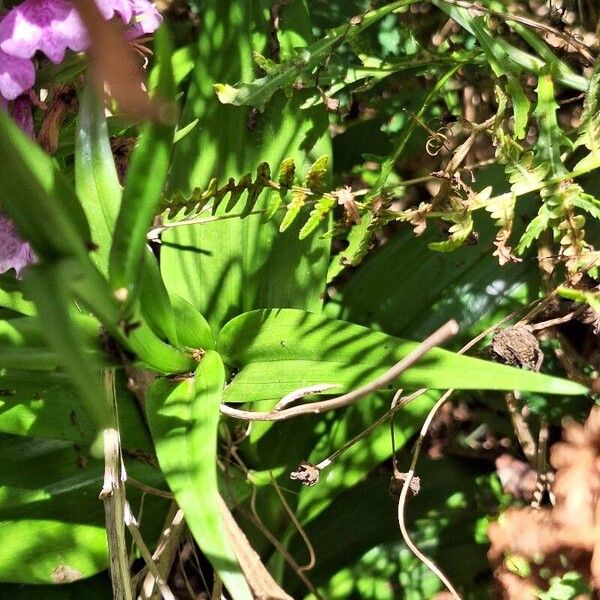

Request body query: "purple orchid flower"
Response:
[0, 214, 34, 277]
[0, 94, 36, 276]
[0, 42, 35, 101]
[0, 0, 162, 100]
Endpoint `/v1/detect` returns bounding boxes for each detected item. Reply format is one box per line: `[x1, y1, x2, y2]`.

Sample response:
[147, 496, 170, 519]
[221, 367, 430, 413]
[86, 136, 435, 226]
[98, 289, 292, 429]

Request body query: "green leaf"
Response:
[0, 276, 35, 316]
[326, 196, 534, 339]
[170, 293, 215, 350]
[279, 189, 308, 233]
[428, 213, 474, 252]
[0, 370, 151, 449]
[0, 109, 92, 262]
[147, 352, 252, 599]
[75, 79, 121, 274]
[139, 247, 178, 346]
[24, 261, 108, 429]
[576, 59, 600, 154]
[0, 312, 102, 371]
[506, 78, 530, 140]
[432, 0, 587, 91]
[109, 26, 176, 306]
[213, 0, 421, 110]
[65, 262, 196, 374]
[305, 155, 329, 195]
[162, 0, 332, 330]
[299, 196, 336, 240]
[218, 308, 587, 403]
[533, 69, 571, 177]
[0, 434, 168, 583]
[516, 205, 551, 254]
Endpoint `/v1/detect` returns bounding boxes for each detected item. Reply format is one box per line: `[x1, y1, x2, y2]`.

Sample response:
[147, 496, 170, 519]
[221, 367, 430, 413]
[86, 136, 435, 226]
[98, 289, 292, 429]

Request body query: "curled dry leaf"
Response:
[334, 186, 360, 224]
[290, 461, 320, 486]
[39, 84, 79, 154]
[491, 326, 544, 371]
[488, 406, 600, 597]
[495, 454, 537, 502]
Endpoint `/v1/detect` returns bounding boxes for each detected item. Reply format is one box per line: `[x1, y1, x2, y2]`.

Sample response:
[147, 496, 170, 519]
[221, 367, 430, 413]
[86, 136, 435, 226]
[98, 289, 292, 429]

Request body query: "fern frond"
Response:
[299, 197, 336, 240]
[305, 155, 329, 194]
[280, 189, 308, 233]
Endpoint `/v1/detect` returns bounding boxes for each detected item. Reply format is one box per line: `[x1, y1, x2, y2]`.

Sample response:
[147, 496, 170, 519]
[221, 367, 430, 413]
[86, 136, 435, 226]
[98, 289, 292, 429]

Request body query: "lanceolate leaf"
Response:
[0, 109, 92, 261]
[147, 352, 253, 600]
[75, 79, 121, 274]
[24, 261, 108, 429]
[109, 26, 177, 306]
[218, 309, 587, 403]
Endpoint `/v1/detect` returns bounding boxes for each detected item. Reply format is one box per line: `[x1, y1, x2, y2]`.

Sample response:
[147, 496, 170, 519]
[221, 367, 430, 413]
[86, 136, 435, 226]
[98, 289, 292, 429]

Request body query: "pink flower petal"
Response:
[127, 0, 162, 37]
[0, 49, 34, 100]
[0, 0, 88, 64]
[95, 0, 134, 23]
[0, 214, 34, 277]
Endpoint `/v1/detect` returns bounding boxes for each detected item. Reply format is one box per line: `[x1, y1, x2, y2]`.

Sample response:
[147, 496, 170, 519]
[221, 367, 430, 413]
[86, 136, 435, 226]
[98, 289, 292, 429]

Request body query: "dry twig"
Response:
[220, 320, 459, 421]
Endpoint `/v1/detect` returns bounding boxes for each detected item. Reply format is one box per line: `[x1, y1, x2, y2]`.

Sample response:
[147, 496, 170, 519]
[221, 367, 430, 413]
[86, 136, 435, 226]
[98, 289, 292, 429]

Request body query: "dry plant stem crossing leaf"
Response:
[100, 369, 133, 600]
[397, 389, 462, 600]
[123, 503, 176, 600]
[220, 320, 459, 421]
[238, 487, 320, 598]
[273, 384, 342, 411]
[316, 312, 525, 472]
[138, 503, 184, 600]
[218, 496, 293, 600]
[315, 388, 424, 471]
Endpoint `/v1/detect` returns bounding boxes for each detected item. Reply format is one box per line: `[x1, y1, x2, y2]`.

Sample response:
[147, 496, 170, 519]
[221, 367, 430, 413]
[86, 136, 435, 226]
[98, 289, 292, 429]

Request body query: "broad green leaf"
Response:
[147, 352, 252, 600]
[218, 309, 587, 402]
[75, 79, 121, 274]
[0, 109, 92, 261]
[0, 520, 106, 584]
[0, 370, 151, 449]
[109, 26, 176, 306]
[161, 0, 332, 331]
[148, 43, 197, 89]
[66, 262, 196, 374]
[0, 434, 168, 583]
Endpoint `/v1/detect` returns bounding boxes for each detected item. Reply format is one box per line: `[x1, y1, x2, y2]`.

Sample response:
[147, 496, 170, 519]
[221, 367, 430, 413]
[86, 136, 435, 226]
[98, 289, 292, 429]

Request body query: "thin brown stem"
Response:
[124, 503, 177, 600]
[397, 389, 462, 600]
